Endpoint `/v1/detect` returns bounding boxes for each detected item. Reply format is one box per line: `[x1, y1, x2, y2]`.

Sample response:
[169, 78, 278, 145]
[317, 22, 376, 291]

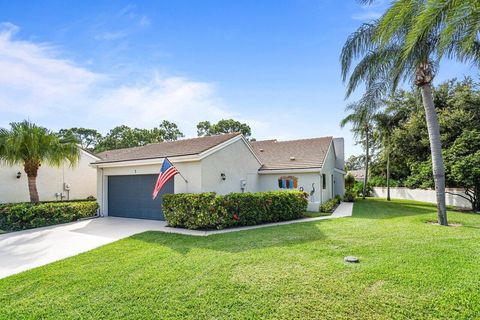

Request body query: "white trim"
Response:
[80, 149, 101, 161]
[91, 154, 200, 168]
[91, 134, 256, 168]
[258, 168, 322, 174]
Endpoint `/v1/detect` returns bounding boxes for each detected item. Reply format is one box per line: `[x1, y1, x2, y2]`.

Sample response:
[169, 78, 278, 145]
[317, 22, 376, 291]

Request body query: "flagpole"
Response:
[167, 157, 188, 183]
[178, 171, 188, 183]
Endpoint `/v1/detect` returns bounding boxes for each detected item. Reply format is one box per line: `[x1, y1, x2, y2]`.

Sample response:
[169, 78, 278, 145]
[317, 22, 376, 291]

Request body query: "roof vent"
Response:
[259, 148, 264, 152]
[290, 156, 295, 161]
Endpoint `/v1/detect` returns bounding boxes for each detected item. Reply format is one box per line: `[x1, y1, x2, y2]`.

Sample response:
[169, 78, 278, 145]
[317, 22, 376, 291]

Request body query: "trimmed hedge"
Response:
[163, 191, 308, 230]
[320, 196, 341, 213]
[0, 201, 99, 232]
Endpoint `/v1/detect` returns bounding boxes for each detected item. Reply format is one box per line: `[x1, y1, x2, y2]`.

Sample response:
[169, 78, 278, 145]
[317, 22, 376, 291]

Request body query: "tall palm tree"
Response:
[397, 0, 480, 65]
[340, 95, 379, 199]
[0, 121, 80, 204]
[374, 111, 399, 201]
[341, 4, 450, 225]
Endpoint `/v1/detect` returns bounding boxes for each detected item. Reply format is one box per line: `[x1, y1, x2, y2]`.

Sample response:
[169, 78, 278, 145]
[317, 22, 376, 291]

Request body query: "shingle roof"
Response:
[94, 132, 241, 163]
[347, 169, 365, 181]
[251, 136, 333, 170]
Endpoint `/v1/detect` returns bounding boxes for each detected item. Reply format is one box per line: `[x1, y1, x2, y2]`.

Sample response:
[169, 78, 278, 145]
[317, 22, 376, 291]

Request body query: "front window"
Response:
[278, 176, 298, 189]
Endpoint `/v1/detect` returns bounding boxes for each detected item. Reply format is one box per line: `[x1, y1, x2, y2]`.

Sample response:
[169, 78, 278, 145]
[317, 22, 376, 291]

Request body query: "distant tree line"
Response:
[58, 119, 252, 153]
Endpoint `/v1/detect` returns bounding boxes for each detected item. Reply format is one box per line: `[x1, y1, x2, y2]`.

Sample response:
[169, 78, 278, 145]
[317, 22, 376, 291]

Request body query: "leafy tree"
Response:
[340, 95, 379, 199]
[445, 130, 480, 211]
[0, 121, 79, 203]
[345, 155, 364, 171]
[340, 2, 461, 225]
[95, 122, 184, 152]
[58, 127, 101, 151]
[152, 120, 184, 142]
[196, 119, 252, 139]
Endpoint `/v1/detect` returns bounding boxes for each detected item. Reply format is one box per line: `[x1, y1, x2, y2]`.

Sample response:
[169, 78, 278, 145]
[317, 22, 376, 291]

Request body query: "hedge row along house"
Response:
[92, 133, 345, 220]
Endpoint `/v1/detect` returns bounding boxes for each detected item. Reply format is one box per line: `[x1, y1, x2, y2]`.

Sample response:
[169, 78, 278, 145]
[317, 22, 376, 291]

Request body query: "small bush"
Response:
[163, 191, 308, 230]
[0, 201, 99, 232]
[320, 197, 341, 213]
[343, 190, 356, 202]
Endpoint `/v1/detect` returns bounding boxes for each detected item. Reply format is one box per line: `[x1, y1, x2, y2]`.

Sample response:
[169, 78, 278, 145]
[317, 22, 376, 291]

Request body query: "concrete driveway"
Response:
[0, 217, 172, 279]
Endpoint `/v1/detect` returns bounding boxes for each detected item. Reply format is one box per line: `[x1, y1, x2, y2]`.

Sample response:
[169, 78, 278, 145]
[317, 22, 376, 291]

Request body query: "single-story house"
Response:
[0, 149, 99, 203]
[92, 133, 345, 220]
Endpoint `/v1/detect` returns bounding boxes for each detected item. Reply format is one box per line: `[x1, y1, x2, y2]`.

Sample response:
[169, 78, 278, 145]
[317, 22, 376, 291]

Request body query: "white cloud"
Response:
[351, 11, 382, 21]
[93, 31, 127, 41]
[352, 0, 385, 21]
[0, 23, 231, 135]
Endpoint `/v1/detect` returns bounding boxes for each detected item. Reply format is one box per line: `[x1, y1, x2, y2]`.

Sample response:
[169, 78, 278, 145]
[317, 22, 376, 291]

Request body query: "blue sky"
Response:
[0, 0, 477, 156]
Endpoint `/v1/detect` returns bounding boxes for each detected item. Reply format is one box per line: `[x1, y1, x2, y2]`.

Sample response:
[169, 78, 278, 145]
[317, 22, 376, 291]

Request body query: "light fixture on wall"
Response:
[220, 173, 226, 181]
[16, 172, 21, 179]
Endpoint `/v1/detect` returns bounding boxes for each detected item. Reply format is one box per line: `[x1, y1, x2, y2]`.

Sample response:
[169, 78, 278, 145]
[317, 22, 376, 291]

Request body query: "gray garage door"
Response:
[108, 174, 174, 220]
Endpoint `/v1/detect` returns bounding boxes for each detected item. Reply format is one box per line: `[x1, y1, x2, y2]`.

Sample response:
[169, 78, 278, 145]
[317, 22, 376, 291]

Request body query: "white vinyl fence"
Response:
[372, 187, 472, 209]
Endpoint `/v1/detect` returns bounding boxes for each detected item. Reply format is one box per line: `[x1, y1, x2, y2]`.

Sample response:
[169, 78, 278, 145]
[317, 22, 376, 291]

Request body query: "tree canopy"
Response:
[197, 119, 252, 139]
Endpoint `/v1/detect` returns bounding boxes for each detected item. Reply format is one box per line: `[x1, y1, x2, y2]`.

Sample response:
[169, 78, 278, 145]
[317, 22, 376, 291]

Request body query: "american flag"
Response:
[152, 158, 179, 200]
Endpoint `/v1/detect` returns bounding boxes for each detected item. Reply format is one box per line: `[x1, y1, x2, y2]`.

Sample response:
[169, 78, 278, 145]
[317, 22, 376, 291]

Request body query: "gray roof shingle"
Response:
[95, 132, 241, 163]
[251, 136, 333, 170]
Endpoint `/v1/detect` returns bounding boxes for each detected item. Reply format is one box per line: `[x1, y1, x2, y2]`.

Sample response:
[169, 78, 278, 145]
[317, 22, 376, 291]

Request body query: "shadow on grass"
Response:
[131, 221, 327, 255]
[351, 198, 438, 220]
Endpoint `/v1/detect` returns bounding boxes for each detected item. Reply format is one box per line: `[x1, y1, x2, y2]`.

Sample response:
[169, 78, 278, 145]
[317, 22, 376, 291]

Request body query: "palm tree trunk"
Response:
[24, 160, 40, 204]
[363, 130, 369, 200]
[386, 150, 391, 201]
[27, 175, 40, 204]
[419, 84, 448, 226]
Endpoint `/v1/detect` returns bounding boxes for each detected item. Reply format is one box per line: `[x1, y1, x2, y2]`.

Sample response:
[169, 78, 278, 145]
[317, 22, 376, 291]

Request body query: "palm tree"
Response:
[374, 111, 399, 201]
[341, 4, 450, 225]
[398, 0, 480, 65]
[0, 121, 80, 204]
[340, 95, 379, 199]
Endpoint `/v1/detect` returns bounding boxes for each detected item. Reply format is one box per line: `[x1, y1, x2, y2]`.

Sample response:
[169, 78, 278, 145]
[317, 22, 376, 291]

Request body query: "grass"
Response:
[1, 198, 479, 319]
[303, 210, 332, 217]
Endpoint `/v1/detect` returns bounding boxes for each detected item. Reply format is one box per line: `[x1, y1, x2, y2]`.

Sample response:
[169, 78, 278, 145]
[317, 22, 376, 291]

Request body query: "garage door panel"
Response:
[108, 174, 173, 220]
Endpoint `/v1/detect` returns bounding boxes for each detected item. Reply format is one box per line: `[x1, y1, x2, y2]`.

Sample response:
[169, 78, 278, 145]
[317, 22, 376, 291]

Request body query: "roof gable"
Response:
[251, 136, 333, 170]
[94, 132, 242, 164]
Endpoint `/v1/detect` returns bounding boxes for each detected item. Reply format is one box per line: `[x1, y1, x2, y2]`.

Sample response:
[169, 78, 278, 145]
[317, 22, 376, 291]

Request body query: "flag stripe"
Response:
[152, 159, 179, 200]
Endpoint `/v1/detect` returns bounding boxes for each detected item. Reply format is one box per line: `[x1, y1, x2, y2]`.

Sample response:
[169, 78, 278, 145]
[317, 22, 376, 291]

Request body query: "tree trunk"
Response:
[419, 84, 448, 225]
[363, 130, 369, 200]
[24, 160, 41, 204]
[386, 150, 391, 201]
[27, 175, 40, 204]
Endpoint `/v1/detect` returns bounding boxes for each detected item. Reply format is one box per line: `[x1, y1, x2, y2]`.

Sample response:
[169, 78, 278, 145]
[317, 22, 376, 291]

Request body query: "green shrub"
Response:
[163, 191, 308, 230]
[320, 197, 341, 213]
[343, 190, 356, 202]
[0, 201, 98, 232]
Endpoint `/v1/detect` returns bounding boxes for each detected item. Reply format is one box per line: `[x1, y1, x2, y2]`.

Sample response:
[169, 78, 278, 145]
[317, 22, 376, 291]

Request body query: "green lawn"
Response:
[1, 199, 479, 319]
[303, 210, 332, 217]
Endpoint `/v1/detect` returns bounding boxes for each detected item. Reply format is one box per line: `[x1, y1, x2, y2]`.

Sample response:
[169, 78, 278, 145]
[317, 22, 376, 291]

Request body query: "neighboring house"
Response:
[347, 169, 366, 182]
[92, 133, 345, 220]
[0, 149, 99, 203]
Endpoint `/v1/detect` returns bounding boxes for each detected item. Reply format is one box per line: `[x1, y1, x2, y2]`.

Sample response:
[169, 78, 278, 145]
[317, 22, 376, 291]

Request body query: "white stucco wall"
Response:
[319, 142, 337, 202]
[373, 187, 472, 209]
[0, 150, 98, 203]
[258, 172, 322, 211]
[201, 139, 261, 194]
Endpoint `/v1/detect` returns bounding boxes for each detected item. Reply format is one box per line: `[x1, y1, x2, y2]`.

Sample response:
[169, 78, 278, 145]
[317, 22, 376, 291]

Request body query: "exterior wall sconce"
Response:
[220, 173, 226, 181]
[16, 172, 21, 179]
